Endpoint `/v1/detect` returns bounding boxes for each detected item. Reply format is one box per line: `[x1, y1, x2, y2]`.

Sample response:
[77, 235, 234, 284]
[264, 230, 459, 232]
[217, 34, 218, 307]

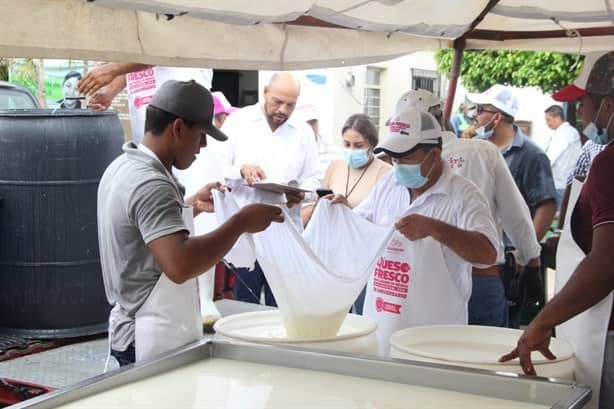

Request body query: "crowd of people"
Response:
[79, 51, 613, 408]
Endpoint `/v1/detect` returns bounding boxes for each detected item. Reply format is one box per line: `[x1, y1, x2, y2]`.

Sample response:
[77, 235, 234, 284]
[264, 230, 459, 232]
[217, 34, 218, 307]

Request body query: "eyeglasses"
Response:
[476, 106, 499, 115]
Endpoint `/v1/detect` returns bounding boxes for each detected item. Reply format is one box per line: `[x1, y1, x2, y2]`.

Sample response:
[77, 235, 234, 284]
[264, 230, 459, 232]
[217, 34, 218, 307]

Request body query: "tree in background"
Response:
[0, 58, 8, 81]
[435, 50, 582, 94]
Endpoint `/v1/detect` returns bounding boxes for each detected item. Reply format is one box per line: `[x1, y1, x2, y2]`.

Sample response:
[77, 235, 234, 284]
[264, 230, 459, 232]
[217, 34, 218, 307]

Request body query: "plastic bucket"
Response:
[213, 310, 378, 354]
[389, 325, 574, 380]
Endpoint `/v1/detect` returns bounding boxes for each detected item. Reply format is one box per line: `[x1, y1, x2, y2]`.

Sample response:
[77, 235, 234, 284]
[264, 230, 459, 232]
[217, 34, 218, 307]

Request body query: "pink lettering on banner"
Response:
[372, 256, 410, 300]
[134, 95, 154, 109]
[375, 297, 402, 314]
[127, 68, 157, 94]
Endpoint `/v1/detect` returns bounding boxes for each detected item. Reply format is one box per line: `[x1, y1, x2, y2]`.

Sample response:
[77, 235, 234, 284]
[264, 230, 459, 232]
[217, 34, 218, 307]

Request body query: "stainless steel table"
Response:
[13, 339, 590, 409]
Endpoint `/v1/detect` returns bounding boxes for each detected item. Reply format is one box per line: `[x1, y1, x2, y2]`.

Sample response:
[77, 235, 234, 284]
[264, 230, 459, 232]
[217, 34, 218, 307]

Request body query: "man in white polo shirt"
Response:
[331, 109, 500, 354]
[393, 89, 542, 328]
[217, 72, 320, 306]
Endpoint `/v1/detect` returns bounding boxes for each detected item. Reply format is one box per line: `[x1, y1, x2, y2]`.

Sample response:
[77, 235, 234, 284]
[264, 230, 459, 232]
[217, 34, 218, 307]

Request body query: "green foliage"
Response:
[434, 50, 582, 94]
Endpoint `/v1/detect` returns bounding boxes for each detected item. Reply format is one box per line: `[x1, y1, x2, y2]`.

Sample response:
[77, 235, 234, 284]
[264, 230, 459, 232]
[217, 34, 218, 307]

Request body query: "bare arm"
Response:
[88, 75, 127, 112]
[500, 224, 614, 374]
[396, 214, 497, 265]
[148, 204, 283, 284]
[533, 200, 557, 241]
[530, 224, 614, 328]
[79, 62, 151, 96]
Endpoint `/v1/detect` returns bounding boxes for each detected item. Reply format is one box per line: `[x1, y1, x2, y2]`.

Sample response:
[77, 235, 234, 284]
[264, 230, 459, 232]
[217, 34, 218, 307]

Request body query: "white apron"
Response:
[555, 179, 613, 409]
[364, 231, 467, 356]
[134, 204, 202, 362]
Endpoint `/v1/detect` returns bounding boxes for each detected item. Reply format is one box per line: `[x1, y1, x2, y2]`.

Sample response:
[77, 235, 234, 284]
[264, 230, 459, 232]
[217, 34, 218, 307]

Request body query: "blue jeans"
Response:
[232, 261, 277, 306]
[468, 275, 508, 327]
[111, 344, 135, 367]
[353, 285, 367, 315]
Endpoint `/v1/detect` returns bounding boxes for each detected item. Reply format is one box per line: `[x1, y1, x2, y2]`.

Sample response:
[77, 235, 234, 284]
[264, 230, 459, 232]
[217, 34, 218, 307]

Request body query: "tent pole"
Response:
[444, 38, 465, 122]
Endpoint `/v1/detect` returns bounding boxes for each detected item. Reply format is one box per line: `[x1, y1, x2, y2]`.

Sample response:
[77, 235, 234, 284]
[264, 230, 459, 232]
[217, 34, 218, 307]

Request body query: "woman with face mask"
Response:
[320, 114, 391, 210]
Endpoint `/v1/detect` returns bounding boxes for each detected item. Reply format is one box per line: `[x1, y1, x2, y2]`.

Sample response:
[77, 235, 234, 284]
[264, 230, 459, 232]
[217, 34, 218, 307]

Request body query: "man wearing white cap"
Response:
[502, 51, 614, 409]
[331, 109, 499, 355]
[394, 89, 541, 328]
[469, 84, 557, 327]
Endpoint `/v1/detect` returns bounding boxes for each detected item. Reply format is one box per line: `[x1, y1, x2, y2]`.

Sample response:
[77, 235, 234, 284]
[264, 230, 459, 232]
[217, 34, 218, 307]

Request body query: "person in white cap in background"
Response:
[501, 51, 614, 409]
[394, 89, 541, 328]
[328, 109, 499, 355]
[469, 84, 557, 328]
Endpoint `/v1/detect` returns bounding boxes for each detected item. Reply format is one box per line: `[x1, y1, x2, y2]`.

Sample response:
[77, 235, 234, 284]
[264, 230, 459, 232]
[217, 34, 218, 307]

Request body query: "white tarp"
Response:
[0, 0, 612, 69]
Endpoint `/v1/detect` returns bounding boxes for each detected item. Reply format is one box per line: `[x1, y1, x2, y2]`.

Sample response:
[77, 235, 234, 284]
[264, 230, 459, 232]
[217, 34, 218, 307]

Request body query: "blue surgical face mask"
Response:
[583, 122, 609, 145]
[393, 150, 434, 189]
[583, 100, 612, 145]
[343, 148, 370, 169]
[474, 115, 497, 140]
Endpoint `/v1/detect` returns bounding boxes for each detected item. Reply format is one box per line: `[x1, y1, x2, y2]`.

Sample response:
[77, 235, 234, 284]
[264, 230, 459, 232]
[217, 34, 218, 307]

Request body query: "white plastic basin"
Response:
[213, 310, 378, 355]
[389, 325, 575, 380]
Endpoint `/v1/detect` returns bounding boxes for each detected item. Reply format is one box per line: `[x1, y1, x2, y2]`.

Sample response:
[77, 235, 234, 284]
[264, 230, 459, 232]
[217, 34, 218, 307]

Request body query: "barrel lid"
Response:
[390, 325, 574, 365]
[213, 310, 376, 343]
[0, 108, 119, 117]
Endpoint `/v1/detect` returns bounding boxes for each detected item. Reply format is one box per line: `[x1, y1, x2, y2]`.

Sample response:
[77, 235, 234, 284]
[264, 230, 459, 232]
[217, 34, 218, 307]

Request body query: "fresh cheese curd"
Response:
[59, 359, 550, 409]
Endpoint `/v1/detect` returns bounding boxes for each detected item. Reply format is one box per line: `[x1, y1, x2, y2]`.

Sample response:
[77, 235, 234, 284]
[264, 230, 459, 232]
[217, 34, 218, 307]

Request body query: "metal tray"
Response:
[13, 339, 591, 408]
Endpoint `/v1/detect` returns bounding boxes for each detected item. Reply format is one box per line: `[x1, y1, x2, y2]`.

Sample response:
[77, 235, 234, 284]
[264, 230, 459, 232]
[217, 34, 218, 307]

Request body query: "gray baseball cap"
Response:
[149, 79, 228, 141]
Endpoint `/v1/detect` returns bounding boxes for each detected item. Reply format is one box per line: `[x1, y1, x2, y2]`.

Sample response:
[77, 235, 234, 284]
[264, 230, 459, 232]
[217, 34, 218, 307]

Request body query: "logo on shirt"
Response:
[447, 155, 465, 169]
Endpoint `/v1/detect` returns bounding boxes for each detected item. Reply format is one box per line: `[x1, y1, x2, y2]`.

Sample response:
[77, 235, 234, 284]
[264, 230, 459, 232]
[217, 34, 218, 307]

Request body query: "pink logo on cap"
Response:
[389, 121, 410, 134]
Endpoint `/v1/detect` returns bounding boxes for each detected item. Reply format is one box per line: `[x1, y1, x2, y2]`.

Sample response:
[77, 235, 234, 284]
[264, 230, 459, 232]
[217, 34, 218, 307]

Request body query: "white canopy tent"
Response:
[1, 0, 612, 116]
[1, 0, 612, 70]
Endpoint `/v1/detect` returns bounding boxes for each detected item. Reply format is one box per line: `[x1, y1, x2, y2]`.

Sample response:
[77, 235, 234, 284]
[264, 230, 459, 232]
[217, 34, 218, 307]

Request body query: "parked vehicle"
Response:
[0, 81, 40, 109]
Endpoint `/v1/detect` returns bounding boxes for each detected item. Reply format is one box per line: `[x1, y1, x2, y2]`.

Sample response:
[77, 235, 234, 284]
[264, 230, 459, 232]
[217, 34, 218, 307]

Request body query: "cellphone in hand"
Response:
[316, 188, 334, 198]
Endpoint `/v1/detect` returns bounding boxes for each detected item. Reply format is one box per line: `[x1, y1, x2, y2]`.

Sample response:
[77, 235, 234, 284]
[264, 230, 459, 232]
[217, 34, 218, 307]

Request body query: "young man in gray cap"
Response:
[502, 51, 614, 409]
[98, 80, 284, 366]
[329, 109, 499, 355]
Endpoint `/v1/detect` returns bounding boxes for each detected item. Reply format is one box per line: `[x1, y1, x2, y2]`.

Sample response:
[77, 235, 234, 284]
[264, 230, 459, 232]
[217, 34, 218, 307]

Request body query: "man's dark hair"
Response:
[544, 105, 564, 119]
[145, 105, 196, 136]
[63, 70, 82, 86]
[342, 113, 379, 148]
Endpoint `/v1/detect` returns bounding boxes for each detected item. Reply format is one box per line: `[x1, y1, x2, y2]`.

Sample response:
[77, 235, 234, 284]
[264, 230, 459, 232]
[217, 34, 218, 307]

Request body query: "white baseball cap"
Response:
[374, 110, 441, 158]
[395, 89, 442, 112]
[385, 89, 442, 126]
[467, 84, 519, 117]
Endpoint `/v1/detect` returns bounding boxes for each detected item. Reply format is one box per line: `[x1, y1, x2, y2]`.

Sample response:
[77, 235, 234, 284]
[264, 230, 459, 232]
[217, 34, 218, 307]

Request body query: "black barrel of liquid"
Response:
[0, 109, 124, 338]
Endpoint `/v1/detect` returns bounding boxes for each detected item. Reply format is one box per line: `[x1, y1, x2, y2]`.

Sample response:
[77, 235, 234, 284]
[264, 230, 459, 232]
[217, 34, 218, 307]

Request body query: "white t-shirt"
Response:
[354, 165, 501, 300]
[441, 132, 541, 265]
[545, 121, 582, 190]
[126, 67, 213, 144]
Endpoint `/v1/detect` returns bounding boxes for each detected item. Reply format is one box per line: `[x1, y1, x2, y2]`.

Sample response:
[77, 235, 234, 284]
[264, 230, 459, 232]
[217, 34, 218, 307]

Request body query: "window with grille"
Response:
[364, 67, 382, 130]
[411, 68, 440, 96]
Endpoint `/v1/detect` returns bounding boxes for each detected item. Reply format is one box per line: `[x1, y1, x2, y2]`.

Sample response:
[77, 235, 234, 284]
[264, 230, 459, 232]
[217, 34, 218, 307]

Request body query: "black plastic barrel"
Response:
[0, 109, 124, 338]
